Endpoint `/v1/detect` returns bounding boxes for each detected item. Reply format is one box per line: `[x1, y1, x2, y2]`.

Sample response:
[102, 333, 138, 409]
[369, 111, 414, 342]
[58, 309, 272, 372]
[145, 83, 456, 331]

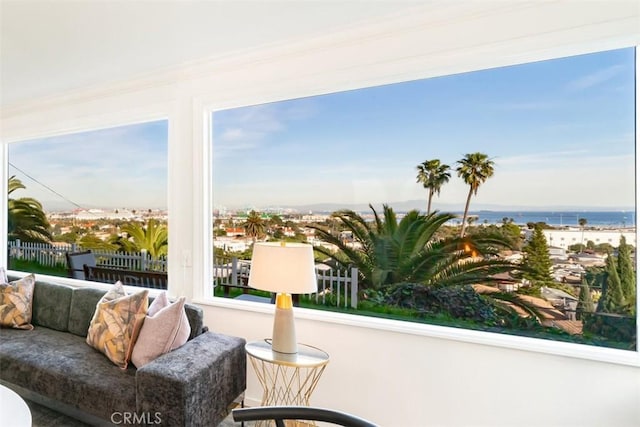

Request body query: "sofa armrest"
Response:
[136, 332, 246, 427]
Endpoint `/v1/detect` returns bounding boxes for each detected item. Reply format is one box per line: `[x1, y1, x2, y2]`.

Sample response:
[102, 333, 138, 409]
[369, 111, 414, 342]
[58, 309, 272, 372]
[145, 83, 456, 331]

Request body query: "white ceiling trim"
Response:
[1, 1, 638, 121]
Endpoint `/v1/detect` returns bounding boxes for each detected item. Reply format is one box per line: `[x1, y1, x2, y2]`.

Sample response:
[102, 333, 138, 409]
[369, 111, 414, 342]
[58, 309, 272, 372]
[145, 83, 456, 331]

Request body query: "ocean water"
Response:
[467, 211, 635, 227]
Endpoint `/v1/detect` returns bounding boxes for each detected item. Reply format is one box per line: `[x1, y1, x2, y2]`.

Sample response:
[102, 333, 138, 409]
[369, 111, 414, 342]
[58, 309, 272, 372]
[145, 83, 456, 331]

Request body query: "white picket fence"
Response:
[9, 240, 360, 308]
[212, 257, 359, 308]
[8, 240, 167, 272]
[315, 267, 359, 309]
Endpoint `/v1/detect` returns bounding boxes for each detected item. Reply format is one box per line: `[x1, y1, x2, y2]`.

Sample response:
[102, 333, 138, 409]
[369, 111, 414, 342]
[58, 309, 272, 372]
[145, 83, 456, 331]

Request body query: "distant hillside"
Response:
[43, 196, 633, 215]
[284, 200, 634, 214]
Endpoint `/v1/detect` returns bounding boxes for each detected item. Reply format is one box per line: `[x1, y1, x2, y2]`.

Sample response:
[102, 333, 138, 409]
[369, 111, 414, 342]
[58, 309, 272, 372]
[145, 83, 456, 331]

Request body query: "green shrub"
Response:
[583, 312, 636, 346]
[380, 282, 498, 324]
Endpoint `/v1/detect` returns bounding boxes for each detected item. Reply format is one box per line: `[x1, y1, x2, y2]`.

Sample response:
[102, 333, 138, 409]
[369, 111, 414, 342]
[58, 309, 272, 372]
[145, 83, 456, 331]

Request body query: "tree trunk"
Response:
[427, 191, 434, 215]
[460, 188, 473, 237]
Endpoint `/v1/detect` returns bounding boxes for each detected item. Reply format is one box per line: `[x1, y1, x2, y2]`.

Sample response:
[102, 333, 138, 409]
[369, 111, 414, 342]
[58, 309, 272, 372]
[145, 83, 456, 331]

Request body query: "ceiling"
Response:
[0, 1, 426, 109]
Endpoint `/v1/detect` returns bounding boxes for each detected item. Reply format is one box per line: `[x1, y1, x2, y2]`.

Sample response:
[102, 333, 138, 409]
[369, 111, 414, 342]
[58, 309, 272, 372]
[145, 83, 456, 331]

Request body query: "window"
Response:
[7, 121, 168, 281]
[211, 48, 636, 351]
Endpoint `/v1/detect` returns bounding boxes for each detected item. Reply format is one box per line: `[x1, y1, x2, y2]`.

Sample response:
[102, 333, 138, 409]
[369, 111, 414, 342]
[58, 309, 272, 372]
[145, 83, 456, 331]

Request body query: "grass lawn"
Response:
[9, 259, 68, 277]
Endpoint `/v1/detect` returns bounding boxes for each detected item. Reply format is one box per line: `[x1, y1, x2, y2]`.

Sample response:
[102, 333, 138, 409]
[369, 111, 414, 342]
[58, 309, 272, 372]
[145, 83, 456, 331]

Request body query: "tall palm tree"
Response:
[7, 176, 52, 243]
[244, 210, 265, 243]
[309, 204, 518, 289]
[578, 217, 587, 249]
[116, 219, 168, 259]
[416, 159, 451, 215]
[456, 152, 495, 237]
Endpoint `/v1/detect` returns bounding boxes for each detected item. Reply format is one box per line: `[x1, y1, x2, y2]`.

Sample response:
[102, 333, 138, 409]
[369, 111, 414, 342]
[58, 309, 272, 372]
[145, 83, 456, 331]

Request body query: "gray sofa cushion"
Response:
[0, 327, 137, 420]
[31, 281, 72, 332]
[68, 287, 107, 337]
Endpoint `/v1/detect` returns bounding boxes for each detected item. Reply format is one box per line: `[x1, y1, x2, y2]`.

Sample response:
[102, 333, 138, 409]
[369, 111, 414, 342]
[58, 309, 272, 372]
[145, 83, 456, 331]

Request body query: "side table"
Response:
[246, 340, 329, 425]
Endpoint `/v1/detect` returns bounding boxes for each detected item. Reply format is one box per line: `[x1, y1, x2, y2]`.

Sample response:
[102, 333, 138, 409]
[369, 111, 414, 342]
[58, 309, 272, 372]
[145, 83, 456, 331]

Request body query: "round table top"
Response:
[0, 384, 32, 427]
[246, 339, 330, 367]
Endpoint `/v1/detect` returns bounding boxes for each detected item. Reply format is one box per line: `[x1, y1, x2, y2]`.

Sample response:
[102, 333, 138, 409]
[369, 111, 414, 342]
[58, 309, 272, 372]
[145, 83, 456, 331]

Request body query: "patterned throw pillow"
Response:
[131, 291, 191, 368]
[86, 282, 149, 369]
[0, 274, 36, 330]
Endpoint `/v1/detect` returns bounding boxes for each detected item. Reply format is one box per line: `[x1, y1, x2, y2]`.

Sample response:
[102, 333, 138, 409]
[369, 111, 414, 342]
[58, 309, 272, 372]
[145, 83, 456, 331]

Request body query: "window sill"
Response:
[194, 296, 640, 368]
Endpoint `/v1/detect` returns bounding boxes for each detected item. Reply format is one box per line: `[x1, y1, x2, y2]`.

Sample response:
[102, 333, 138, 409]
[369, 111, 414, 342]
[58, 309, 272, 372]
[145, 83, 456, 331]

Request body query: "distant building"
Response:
[568, 252, 606, 267]
[213, 238, 249, 252]
[548, 246, 567, 260]
[225, 227, 246, 237]
[527, 228, 636, 250]
[74, 209, 136, 220]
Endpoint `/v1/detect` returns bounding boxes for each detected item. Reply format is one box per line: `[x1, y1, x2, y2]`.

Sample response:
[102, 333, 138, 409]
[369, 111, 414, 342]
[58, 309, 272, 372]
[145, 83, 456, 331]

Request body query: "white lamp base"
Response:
[271, 293, 297, 354]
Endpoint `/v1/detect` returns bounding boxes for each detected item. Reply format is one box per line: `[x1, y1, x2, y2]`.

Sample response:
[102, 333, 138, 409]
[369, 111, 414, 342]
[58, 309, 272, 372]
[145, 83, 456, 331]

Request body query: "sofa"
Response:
[0, 275, 246, 426]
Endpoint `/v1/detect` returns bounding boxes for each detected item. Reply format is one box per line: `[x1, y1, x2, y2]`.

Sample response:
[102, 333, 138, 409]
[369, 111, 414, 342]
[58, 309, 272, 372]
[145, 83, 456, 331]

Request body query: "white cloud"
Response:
[566, 64, 625, 91]
[219, 128, 248, 141]
[212, 99, 319, 158]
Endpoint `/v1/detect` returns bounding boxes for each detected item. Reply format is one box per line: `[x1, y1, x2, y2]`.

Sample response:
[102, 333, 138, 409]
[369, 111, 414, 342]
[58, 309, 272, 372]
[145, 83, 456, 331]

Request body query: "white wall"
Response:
[205, 302, 640, 427]
[2, 3, 639, 426]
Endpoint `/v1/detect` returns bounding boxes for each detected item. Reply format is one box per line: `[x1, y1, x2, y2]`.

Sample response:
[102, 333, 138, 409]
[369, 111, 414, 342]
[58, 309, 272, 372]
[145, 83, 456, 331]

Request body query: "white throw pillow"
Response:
[131, 291, 191, 368]
[0, 267, 8, 284]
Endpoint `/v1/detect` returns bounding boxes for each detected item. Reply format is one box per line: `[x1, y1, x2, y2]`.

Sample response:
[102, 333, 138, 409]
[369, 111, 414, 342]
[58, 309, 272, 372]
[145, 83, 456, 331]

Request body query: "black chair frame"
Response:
[232, 406, 378, 427]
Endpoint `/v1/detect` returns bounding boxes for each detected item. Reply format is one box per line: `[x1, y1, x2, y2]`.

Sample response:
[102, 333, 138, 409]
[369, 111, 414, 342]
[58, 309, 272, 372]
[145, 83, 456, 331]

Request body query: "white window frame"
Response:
[200, 45, 640, 367]
[1, 3, 638, 368]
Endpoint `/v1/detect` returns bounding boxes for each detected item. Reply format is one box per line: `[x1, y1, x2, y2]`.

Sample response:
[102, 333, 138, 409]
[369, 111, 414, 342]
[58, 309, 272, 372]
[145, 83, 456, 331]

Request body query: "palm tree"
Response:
[115, 219, 168, 259]
[416, 159, 451, 215]
[7, 176, 52, 243]
[309, 204, 518, 290]
[456, 152, 495, 237]
[244, 210, 265, 243]
[578, 217, 587, 249]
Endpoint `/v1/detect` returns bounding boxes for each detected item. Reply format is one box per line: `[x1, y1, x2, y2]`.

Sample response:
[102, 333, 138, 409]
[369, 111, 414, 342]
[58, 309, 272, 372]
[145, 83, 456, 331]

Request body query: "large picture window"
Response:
[7, 120, 169, 283]
[211, 48, 636, 351]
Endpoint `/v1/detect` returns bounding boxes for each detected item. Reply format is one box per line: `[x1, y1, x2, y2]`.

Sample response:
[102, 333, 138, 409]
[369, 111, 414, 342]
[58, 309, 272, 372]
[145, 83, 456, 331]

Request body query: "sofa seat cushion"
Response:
[0, 327, 137, 420]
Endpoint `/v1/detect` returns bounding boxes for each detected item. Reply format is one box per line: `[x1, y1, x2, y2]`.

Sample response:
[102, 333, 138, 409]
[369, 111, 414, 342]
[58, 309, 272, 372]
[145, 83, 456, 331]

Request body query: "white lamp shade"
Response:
[248, 242, 318, 294]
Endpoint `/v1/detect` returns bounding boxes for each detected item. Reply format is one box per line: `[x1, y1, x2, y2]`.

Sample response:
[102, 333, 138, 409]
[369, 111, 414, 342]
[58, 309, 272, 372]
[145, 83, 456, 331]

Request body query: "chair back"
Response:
[66, 250, 96, 280]
[232, 406, 378, 427]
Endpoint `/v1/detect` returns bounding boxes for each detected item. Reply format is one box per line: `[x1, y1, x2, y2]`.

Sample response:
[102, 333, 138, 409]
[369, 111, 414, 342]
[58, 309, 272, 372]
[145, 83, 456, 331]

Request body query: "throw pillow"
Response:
[0, 274, 36, 330]
[86, 282, 148, 369]
[0, 267, 7, 284]
[131, 291, 191, 368]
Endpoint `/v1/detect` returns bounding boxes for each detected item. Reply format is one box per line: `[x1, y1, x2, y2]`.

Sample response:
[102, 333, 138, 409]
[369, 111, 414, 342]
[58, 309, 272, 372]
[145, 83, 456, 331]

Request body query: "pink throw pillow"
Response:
[131, 292, 191, 368]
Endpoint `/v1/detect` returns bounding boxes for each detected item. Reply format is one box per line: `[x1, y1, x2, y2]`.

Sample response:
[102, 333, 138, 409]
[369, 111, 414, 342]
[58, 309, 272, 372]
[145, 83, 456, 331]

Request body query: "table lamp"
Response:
[248, 242, 317, 354]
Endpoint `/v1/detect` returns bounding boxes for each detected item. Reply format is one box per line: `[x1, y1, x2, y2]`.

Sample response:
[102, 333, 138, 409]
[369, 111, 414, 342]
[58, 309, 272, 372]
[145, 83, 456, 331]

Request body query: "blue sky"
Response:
[8, 48, 635, 212]
[213, 47, 635, 211]
[9, 121, 168, 210]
